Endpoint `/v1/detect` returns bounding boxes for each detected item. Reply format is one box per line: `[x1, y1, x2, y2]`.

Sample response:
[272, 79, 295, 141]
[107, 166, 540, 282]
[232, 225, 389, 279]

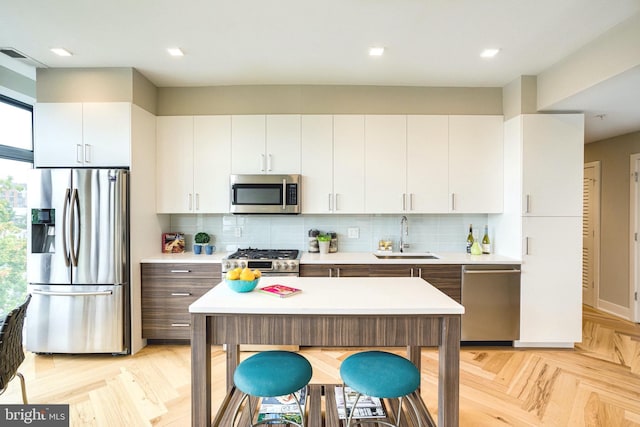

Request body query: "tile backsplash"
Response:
[168, 213, 488, 253]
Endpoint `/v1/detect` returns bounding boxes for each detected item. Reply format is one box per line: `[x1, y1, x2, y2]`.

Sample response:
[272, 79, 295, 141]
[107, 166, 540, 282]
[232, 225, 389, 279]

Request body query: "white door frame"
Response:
[630, 154, 640, 322]
[584, 161, 601, 309]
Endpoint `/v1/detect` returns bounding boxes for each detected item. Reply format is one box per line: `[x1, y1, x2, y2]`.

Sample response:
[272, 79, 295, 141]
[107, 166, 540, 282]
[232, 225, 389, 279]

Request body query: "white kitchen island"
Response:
[189, 276, 464, 427]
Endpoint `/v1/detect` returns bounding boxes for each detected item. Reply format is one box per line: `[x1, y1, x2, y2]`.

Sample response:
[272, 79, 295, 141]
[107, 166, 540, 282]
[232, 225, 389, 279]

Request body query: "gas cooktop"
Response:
[226, 248, 300, 260]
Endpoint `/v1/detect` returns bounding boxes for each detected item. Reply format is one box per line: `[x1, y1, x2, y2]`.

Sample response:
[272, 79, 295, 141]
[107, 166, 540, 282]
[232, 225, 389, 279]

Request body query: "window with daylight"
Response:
[0, 95, 33, 315]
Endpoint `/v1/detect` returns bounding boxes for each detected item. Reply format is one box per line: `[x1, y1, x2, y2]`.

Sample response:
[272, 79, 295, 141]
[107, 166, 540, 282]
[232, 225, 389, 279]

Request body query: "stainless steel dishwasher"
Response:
[461, 265, 521, 343]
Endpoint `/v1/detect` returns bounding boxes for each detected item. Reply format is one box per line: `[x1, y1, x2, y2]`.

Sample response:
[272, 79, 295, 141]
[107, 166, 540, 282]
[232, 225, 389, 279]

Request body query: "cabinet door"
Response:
[301, 115, 334, 213]
[417, 264, 462, 303]
[407, 115, 449, 213]
[519, 217, 582, 343]
[368, 264, 413, 277]
[300, 264, 333, 277]
[34, 103, 83, 167]
[333, 115, 365, 213]
[365, 115, 407, 213]
[82, 102, 131, 167]
[266, 115, 301, 174]
[449, 115, 503, 213]
[156, 116, 194, 213]
[194, 116, 231, 213]
[231, 115, 266, 174]
[522, 114, 584, 216]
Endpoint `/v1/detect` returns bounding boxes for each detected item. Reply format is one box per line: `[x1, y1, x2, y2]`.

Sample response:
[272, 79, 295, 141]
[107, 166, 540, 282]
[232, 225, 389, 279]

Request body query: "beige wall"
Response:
[36, 68, 158, 114]
[585, 130, 640, 307]
[0, 64, 36, 101]
[502, 76, 537, 120]
[157, 85, 503, 116]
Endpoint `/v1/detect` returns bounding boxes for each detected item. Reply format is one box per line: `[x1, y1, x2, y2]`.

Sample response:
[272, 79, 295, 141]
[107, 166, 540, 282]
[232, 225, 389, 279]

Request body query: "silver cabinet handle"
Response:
[464, 269, 521, 274]
[524, 237, 530, 255]
[195, 193, 200, 210]
[335, 194, 339, 211]
[402, 193, 406, 211]
[170, 292, 192, 296]
[451, 193, 456, 211]
[171, 323, 190, 327]
[417, 267, 422, 277]
[76, 144, 83, 163]
[260, 153, 266, 172]
[32, 289, 113, 297]
[410, 193, 415, 211]
[188, 193, 192, 211]
[525, 194, 531, 213]
[328, 193, 333, 211]
[268, 154, 273, 171]
[410, 268, 414, 277]
[336, 268, 341, 278]
[170, 269, 191, 273]
[84, 144, 91, 163]
[328, 268, 332, 277]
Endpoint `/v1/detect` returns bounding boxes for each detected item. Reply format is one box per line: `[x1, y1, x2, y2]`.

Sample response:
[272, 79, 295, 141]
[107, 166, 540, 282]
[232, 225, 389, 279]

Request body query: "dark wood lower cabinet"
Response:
[301, 263, 461, 303]
[141, 263, 221, 340]
[300, 264, 370, 277]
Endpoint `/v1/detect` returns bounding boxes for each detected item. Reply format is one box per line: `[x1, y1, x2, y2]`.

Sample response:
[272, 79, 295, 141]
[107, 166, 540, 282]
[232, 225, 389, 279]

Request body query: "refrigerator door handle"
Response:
[62, 188, 71, 267]
[70, 188, 80, 267]
[32, 289, 113, 297]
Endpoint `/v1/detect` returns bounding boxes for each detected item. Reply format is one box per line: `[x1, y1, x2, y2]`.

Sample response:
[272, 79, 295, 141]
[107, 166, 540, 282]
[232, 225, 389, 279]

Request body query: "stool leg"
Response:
[17, 373, 28, 404]
[406, 394, 422, 427]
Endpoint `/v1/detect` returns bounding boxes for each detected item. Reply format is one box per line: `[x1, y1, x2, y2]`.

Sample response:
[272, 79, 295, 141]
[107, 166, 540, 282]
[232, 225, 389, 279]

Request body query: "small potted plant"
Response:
[193, 232, 210, 255]
[317, 234, 331, 254]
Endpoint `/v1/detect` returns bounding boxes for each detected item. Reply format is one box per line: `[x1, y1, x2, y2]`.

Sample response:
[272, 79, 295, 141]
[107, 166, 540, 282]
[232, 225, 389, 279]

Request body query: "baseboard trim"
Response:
[513, 341, 575, 349]
[596, 299, 631, 320]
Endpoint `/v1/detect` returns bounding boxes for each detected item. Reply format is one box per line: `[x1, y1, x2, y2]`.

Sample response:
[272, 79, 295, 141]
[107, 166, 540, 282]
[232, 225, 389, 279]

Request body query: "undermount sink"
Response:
[374, 252, 440, 260]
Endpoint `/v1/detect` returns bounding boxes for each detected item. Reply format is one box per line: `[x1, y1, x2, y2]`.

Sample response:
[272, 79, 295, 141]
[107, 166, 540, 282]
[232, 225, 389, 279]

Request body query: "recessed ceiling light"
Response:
[480, 48, 500, 58]
[369, 47, 385, 57]
[167, 47, 184, 57]
[50, 48, 72, 57]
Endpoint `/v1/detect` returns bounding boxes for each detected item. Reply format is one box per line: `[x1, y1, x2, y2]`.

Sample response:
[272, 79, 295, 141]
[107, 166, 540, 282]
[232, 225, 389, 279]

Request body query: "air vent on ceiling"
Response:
[0, 47, 48, 67]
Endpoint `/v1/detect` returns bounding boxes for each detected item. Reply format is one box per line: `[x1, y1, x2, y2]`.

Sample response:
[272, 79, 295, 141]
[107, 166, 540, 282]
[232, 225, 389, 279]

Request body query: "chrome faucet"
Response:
[400, 215, 409, 252]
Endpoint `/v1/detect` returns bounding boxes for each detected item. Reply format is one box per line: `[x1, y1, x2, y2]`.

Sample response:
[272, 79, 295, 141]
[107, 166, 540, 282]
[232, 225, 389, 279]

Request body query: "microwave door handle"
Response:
[282, 179, 286, 210]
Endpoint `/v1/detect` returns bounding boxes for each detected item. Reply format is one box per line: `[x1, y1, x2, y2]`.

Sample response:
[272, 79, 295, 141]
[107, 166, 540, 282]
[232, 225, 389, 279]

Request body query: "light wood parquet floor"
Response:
[1, 305, 639, 426]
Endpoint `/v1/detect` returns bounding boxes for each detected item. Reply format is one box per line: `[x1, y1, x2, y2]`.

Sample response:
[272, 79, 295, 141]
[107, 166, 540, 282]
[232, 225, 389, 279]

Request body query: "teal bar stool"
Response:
[339, 350, 422, 427]
[233, 351, 313, 427]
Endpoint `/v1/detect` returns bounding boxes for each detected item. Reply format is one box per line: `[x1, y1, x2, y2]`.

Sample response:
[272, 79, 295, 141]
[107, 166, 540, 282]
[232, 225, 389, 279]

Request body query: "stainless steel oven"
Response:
[230, 174, 301, 214]
[221, 248, 300, 278]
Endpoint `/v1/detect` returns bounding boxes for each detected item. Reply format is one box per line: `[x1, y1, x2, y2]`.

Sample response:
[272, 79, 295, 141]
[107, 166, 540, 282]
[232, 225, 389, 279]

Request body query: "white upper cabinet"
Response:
[157, 116, 232, 214]
[521, 114, 584, 216]
[448, 115, 503, 213]
[333, 115, 365, 213]
[231, 115, 300, 174]
[266, 115, 301, 174]
[35, 102, 131, 167]
[407, 115, 449, 213]
[194, 116, 232, 213]
[365, 115, 407, 213]
[231, 115, 265, 174]
[156, 116, 194, 213]
[301, 115, 334, 213]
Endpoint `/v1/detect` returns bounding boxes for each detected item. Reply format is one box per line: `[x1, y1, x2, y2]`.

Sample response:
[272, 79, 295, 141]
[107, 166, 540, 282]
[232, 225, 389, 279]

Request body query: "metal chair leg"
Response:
[16, 372, 28, 404]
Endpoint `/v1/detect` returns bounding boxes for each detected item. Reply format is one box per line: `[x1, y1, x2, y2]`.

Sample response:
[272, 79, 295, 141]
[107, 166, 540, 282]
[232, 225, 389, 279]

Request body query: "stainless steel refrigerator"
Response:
[26, 169, 130, 354]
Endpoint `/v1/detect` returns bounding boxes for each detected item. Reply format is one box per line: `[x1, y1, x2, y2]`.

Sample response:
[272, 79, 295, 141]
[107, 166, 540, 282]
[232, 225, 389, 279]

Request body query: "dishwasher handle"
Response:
[463, 269, 521, 274]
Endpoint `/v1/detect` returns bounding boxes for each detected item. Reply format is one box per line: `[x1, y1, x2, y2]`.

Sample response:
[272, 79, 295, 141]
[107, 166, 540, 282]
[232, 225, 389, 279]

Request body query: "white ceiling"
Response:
[1, 0, 639, 142]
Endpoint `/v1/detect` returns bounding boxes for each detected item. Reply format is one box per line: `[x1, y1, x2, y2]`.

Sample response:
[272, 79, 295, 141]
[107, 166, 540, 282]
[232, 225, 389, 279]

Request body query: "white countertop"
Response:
[189, 276, 465, 315]
[141, 251, 519, 264]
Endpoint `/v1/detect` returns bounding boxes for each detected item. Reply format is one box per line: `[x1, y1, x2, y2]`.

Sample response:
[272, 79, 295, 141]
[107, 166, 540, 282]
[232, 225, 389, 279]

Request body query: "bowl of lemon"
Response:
[225, 267, 262, 293]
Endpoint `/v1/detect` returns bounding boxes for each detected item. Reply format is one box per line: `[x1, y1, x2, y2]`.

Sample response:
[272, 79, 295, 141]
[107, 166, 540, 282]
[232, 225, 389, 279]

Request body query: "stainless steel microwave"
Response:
[230, 174, 301, 214]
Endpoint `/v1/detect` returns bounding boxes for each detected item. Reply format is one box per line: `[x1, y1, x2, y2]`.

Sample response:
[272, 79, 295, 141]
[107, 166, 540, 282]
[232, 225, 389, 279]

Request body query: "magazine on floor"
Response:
[257, 387, 307, 423]
[335, 386, 386, 419]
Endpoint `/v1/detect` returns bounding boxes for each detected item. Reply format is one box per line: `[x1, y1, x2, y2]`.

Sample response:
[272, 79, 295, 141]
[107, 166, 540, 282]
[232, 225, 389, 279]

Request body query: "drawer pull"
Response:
[171, 292, 192, 296]
[170, 270, 191, 273]
[171, 323, 190, 327]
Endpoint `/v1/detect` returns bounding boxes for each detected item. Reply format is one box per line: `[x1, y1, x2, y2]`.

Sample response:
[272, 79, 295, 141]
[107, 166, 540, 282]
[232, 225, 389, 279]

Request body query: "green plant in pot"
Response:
[193, 232, 210, 255]
[317, 234, 331, 254]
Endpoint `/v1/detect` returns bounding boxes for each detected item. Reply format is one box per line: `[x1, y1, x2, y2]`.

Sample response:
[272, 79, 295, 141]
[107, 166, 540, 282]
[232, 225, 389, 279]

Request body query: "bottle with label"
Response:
[466, 224, 474, 254]
[482, 225, 491, 254]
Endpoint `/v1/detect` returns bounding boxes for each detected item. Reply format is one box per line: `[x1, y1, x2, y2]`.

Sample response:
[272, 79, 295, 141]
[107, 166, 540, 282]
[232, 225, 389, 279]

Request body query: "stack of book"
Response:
[335, 386, 386, 419]
[257, 387, 307, 424]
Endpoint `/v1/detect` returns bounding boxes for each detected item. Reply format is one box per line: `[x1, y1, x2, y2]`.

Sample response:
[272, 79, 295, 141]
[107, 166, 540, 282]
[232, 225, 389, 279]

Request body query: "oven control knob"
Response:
[281, 263, 289, 270]
[289, 262, 297, 270]
[273, 261, 281, 271]
[223, 262, 231, 269]
[240, 261, 246, 268]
